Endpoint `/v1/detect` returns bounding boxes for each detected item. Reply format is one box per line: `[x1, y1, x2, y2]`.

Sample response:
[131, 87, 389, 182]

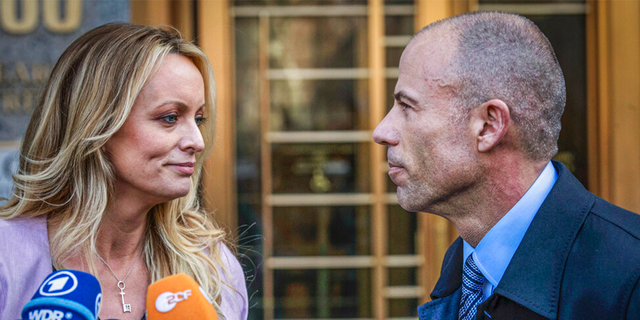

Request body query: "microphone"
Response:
[146, 273, 219, 320]
[21, 270, 102, 320]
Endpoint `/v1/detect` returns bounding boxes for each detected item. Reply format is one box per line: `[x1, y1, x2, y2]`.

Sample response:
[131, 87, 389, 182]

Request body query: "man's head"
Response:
[373, 12, 566, 213]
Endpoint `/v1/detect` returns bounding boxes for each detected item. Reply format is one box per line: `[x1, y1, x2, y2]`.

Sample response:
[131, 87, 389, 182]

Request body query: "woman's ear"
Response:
[471, 99, 511, 153]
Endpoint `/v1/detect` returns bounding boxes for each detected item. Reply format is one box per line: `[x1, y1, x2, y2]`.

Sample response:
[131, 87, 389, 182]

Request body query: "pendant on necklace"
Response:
[118, 281, 132, 313]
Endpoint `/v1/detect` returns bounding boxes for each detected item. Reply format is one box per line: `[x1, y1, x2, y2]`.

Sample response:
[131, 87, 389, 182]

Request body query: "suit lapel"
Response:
[492, 161, 595, 319]
[418, 288, 462, 320]
[418, 238, 464, 320]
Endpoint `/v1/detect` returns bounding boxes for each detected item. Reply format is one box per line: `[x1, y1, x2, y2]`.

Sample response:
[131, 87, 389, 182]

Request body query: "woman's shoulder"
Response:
[215, 242, 249, 320]
[217, 242, 243, 277]
[0, 215, 53, 320]
[0, 215, 49, 249]
[0, 214, 51, 269]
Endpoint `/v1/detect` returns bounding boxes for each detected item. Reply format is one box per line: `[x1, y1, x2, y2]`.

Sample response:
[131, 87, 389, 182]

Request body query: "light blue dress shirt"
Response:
[463, 161, 558, 300]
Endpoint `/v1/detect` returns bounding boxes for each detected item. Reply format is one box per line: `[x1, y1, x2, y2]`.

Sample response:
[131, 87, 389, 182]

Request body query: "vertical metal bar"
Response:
[318, 207, 331, 317]
[172, 0, 195, 40]
[608, 0, 640, 212]
[259, 12, 275, 320]
[131, 0, 171, 26]
[414, 0, 451, 30]
[198, 0, 238, 237]
[586, 0, 599, 195]
[355, 12, 373, 318]
[368, 0, 387, 319]
[595, 0, 611, 201]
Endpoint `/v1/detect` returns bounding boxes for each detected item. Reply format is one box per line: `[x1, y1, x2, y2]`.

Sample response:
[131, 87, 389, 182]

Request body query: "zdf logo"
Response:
[39, 271, 78, 296]
[155, 289, 192, 313]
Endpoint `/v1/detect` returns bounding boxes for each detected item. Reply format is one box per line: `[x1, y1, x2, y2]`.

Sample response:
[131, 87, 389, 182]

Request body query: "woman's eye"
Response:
[161, 114, 178, 123]
[195, 116, 207, 127]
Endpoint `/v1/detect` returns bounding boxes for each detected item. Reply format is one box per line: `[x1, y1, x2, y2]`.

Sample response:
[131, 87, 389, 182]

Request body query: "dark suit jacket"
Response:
[418, 161, 640, 320]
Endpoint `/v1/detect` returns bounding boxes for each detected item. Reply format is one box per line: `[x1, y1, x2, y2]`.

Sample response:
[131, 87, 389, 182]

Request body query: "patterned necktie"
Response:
[458, 254, 487, 320]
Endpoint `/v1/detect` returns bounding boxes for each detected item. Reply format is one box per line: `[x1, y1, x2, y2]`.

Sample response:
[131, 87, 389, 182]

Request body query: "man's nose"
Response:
[372, 113, 399, 146]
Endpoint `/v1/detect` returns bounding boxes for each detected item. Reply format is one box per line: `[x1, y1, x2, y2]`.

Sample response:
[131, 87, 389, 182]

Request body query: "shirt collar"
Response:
[463, 161, 558, 287]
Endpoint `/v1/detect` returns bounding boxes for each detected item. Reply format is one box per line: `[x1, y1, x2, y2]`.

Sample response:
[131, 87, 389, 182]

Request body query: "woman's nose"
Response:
[179, 121, 205, 153]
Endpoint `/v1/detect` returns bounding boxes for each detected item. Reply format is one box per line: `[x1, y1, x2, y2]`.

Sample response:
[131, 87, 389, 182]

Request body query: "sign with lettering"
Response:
[0, 0, 129, 201]
[0, 147, 18, 202]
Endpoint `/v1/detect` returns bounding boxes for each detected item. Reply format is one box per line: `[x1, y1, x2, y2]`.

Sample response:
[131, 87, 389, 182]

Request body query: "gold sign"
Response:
[1, 0, 82, 34]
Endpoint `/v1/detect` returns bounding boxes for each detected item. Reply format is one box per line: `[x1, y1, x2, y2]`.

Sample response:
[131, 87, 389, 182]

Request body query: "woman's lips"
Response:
[169, 162, 195, 175]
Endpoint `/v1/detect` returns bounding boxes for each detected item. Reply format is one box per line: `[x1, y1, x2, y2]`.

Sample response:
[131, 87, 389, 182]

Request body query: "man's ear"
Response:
[471, 99, 510, 153]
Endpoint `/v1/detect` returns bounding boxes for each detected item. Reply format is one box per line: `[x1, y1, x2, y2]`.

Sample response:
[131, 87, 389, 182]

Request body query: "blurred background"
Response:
[1, 0, 640, 319]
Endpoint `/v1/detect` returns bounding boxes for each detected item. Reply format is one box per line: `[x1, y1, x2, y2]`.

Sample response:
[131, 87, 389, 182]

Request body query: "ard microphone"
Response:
[146, 273, 219, 320]
[21, 270, 102, 320]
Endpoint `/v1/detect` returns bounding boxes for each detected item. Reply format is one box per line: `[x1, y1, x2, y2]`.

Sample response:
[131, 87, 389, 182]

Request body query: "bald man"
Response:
[373, 12, 640, 320]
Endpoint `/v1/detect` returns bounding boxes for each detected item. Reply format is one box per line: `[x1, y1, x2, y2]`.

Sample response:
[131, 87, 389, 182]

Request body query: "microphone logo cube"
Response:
[155, 290, 192, 313]
[39, 271, 78, 296]
[47, 277, 69, 292]
[147, 274, 219, 320]
[23, 270, 102, 320]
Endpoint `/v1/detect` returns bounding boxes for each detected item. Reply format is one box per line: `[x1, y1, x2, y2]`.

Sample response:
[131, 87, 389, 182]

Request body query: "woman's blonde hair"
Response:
[0, 23, 232, 315]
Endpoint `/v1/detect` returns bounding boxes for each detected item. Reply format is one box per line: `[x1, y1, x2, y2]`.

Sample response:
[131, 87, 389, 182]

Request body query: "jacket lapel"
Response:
[418, 288, 462, 320]
[492, 161, 595, 319]
[418, 237, 464, 320]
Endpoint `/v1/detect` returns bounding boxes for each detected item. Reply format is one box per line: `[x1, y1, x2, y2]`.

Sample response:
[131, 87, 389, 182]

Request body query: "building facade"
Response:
[2, 0, 639, 319]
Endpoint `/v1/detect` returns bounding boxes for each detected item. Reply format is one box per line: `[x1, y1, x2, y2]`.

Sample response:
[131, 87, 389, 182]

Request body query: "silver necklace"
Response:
[95, 249, 143, 313]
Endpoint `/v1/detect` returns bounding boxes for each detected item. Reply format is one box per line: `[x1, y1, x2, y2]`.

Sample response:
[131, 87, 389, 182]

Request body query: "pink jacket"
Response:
[0, 215, 248, 320]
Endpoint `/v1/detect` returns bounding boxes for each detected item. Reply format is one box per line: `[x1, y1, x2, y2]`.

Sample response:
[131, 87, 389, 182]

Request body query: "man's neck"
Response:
[442, 158, 549, 247]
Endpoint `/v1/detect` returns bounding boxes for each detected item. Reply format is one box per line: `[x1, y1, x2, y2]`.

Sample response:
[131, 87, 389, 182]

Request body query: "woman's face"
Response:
[105, 54, 206, 205]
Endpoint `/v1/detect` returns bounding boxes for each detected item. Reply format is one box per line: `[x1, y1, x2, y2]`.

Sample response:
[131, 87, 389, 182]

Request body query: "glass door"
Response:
[233, 1, 424, 319]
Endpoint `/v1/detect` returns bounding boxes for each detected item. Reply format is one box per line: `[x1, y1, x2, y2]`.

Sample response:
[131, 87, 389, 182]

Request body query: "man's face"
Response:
[372, 36, 482, 213]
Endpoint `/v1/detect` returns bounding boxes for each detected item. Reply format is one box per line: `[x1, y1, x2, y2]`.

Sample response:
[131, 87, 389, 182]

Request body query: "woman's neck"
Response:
[46, 192, 155, 266]
[96, 194, 153, 261]
[46, 193, 154, 320]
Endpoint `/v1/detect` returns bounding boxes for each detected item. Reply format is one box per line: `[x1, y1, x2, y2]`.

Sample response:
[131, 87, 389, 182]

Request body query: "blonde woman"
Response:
[0, 23, 248, 320]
